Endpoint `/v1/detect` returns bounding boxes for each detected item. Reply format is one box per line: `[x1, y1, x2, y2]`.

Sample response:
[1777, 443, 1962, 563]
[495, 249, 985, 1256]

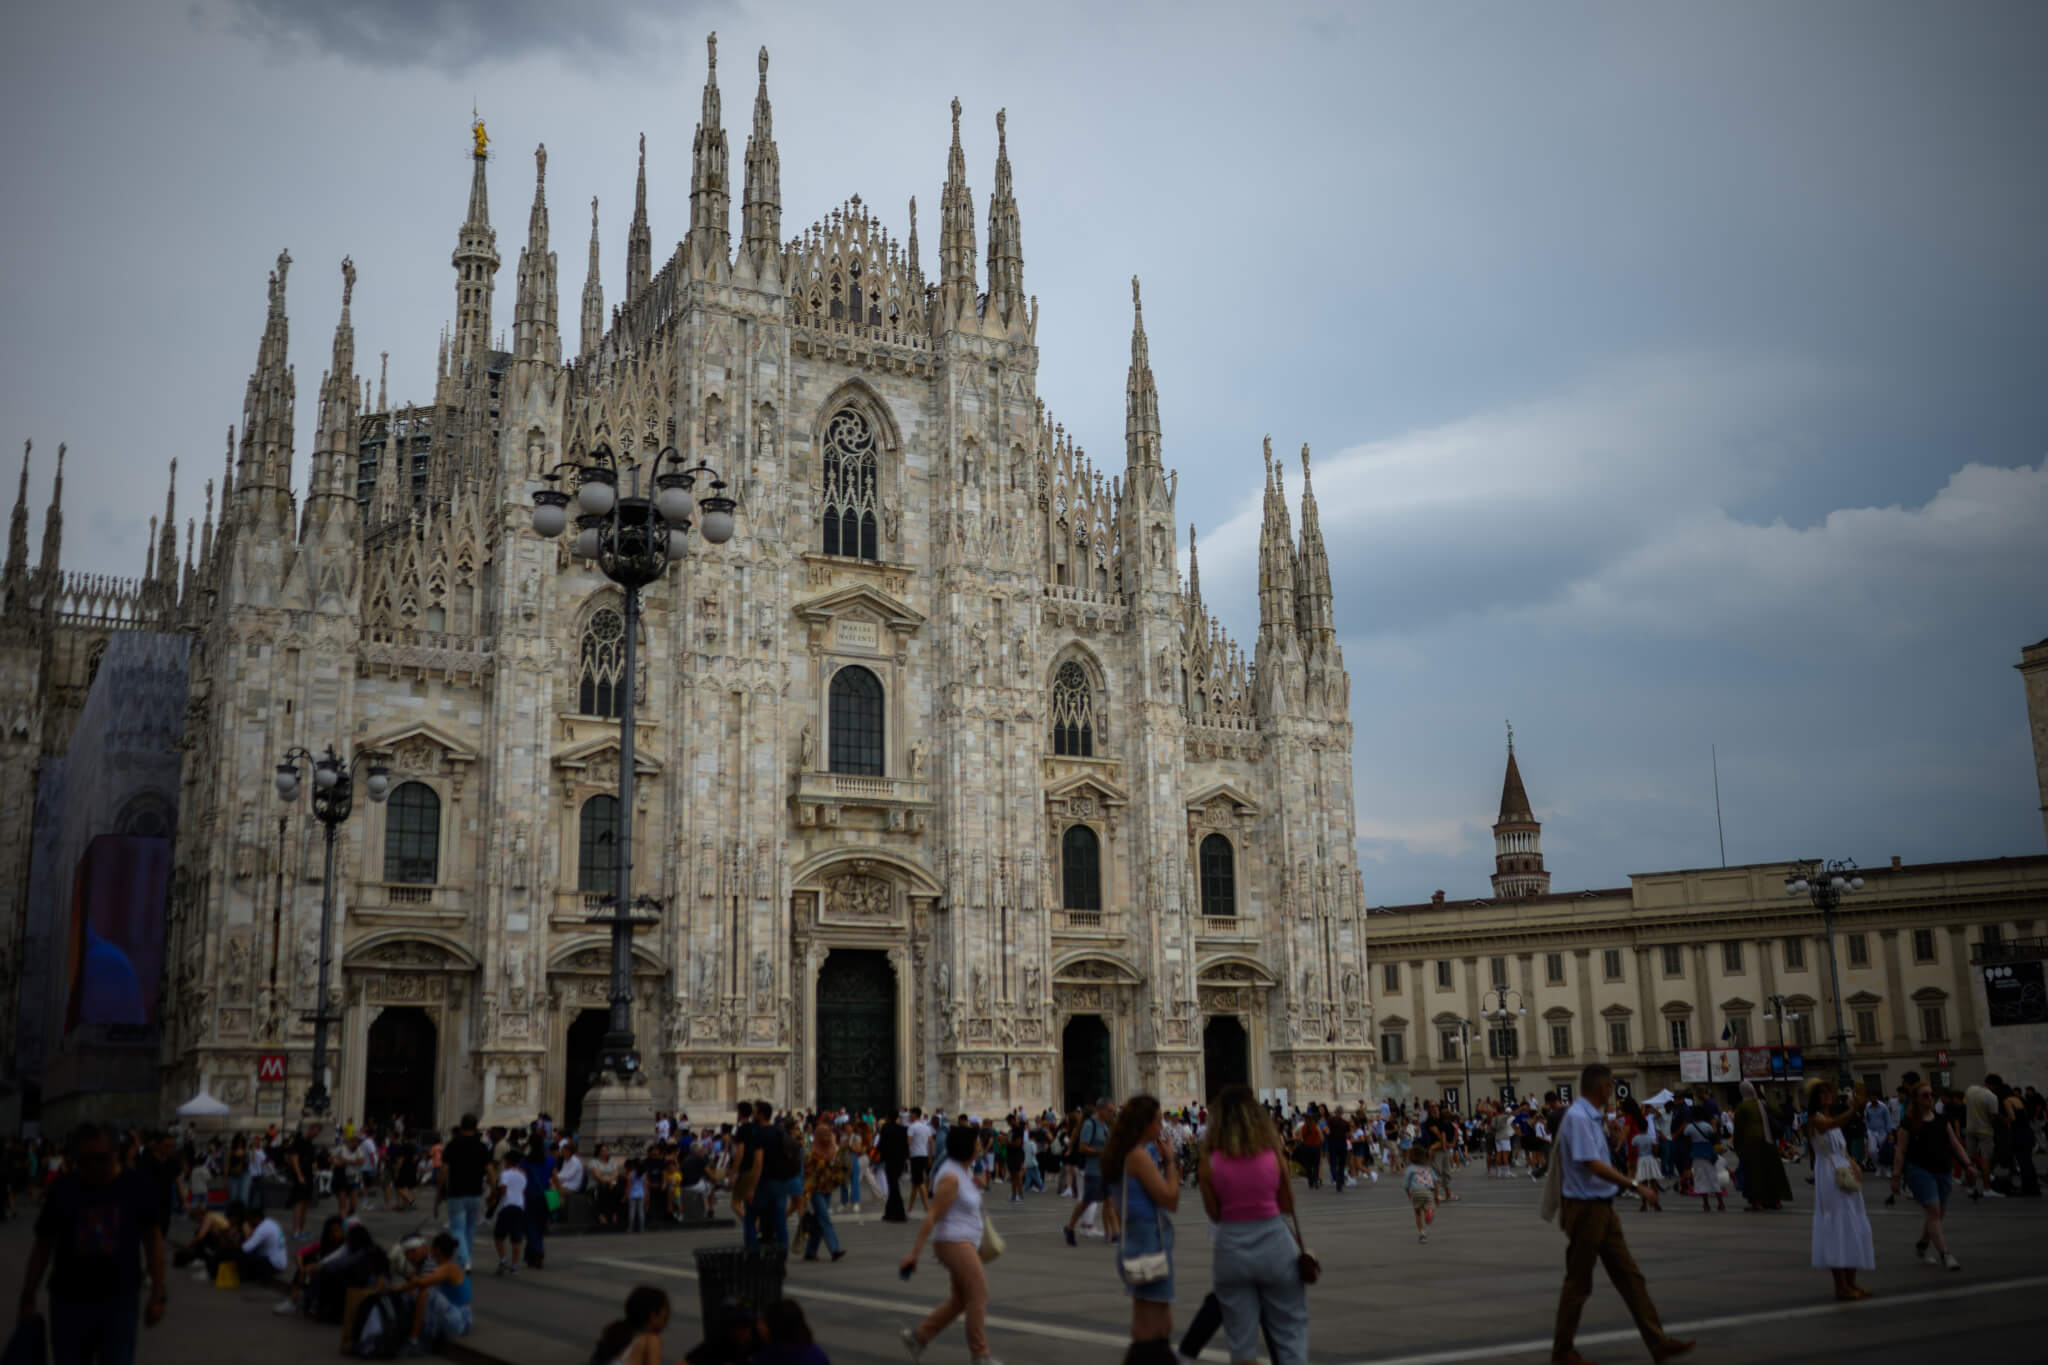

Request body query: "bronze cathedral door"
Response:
[815, 949, 896, 1114]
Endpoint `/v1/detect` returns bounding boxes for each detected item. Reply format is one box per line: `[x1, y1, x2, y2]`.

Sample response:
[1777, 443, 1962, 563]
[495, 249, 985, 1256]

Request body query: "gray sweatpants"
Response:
[1212, 1216, 1309, 1365]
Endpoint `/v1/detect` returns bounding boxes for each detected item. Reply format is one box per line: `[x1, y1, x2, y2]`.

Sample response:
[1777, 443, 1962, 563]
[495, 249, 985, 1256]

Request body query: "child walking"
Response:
[626, 1159, 648, 1233]
[1402, 1144, 1437, 1243]
[1629, 1126, 1663, 1212]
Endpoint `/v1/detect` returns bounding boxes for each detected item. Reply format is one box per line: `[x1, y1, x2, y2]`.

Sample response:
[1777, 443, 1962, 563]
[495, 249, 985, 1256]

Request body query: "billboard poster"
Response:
[1741, 1047, 1772, 1079]
[63, 834, 169, 1044]
[1982, 962, 2047, 1027]
[1709, 1048, 1741, 1083]
[1679, 1050, 1710, 1083]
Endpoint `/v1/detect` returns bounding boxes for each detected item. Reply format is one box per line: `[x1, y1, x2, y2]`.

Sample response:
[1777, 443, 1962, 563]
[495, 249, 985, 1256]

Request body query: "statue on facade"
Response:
[799, 722, 816, 770]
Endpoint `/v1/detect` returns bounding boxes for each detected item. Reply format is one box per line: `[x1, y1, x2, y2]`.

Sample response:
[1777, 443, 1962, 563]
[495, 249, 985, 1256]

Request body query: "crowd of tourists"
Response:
[6, 1067, 2041, 1365]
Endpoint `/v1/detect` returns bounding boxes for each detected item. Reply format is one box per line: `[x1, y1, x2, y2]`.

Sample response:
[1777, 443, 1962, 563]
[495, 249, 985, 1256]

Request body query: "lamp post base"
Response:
[581, 1075, 654, 1149]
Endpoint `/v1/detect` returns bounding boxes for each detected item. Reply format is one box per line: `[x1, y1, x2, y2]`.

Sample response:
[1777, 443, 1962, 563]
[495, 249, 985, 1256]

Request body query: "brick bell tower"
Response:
[1491, 722, 1550, 899]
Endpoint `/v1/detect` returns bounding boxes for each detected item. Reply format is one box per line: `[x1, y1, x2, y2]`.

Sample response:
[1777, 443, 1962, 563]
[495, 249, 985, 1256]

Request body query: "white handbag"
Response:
[1116, 1157, 1170, 1286]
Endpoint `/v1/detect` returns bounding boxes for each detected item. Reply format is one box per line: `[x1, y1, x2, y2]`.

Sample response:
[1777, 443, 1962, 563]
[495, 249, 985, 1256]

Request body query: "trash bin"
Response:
[692, 1245, 786, 1336]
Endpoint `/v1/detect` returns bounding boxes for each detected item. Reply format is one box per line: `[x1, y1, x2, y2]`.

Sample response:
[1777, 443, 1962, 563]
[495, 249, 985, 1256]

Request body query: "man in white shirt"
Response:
[234, 1204, 291, 1282]
[557, 1143, 586, 1195]
[1550, 1065, 1695, 1365]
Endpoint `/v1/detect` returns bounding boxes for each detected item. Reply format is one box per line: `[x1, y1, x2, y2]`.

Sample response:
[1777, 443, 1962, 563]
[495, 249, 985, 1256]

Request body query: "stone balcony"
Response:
[351, 883, 466, 928]
[1195, 915, 1257, 943]
[793, 769, 934, 832]
[1051, 908, 1127, 938]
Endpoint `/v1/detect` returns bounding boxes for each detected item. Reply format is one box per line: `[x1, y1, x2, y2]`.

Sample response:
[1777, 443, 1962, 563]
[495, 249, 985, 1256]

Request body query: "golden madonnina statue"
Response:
[472, 119, 489, 157]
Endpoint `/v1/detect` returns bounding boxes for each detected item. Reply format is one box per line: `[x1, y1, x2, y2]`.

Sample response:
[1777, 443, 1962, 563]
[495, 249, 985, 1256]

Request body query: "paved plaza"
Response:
[7, 1170, 2039, 1364]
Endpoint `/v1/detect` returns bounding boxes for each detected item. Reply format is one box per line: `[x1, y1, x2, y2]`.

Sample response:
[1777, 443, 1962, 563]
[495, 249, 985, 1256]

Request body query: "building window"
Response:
[1920, 1004, 1947, 1043]
[1550, 1023, 1572, 1057]
[820, 406, 880, 560]
[578, 794, 620, 894]
[577, 607, 626, 718]
[1792, 1013, 1814, 1046]
[1727, 1015, 1751, 1047]
[1489, 956, 1508, 988]
[1049, 661, 1096, 757]
[382, 782, 440, 883]
[1435, 960, 1452, 990]
[1545, 953, 1565, 985]
[1667, 1017, 1690, 1050]
[1199, 835, 1236, 918]
[1783, 937, 1806, 970]
[828, 665, 884, 776]
[1061, 824, 1102, 912]
[1982, 924, 2003, 948]
[1846, 934, 1869, 968]
[1722, 941, 1744, 974]
[1854, 1009, 1879, 1046]
[1380, 1032, 1405, 1065]
[1608, 1018, 1630, 1055]
[1488, 1024, 1520, 1060]
[1602, 949, 1624, 982]
[1440, 1028, 1461, 1061]
[1382, 963, 1400, 994]
[1912, 929, 1936, 963]
[1661, 945, 1684, 978]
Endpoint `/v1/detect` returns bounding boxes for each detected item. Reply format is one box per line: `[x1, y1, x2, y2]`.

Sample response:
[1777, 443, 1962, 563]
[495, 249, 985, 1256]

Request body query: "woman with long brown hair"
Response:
[1197, 1085, 1307, 1365]
[1890, 1081, 1969, 1270]
[1101, 1094, 1179, 1351]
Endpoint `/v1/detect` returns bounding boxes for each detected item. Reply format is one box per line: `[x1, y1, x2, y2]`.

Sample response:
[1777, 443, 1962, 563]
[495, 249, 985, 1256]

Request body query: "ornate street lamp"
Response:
[1482, 985, 1527, 1104]
[1763, 991, 1800, 1092]
[274, 745, 392, 1116]
[532, 440, 734, 1089]
[1785, 859, 1862, 1088]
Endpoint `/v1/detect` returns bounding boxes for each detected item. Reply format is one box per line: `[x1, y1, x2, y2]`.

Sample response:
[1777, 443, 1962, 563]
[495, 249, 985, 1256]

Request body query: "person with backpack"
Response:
[397, 1232, 471, 1350]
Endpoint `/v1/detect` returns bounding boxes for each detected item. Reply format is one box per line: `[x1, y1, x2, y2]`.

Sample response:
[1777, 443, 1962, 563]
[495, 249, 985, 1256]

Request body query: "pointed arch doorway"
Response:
[1062, 1014, 1113, 1111]
[364, 1008, 437, 1131]
[815, 949, 897, 1115]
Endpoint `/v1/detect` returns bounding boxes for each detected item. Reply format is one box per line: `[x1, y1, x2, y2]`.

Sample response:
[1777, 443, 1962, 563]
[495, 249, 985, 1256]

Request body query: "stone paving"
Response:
[2, 1170, 2043, 1363]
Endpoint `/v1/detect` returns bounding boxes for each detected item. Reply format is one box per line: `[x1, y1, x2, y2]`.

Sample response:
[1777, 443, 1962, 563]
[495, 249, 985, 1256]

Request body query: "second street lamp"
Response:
[274, 744, 391, 1117]
[1786, 859, 1862, 1089]
[1482, 985, 1527, 1105]
[533, 439, 734, 1099]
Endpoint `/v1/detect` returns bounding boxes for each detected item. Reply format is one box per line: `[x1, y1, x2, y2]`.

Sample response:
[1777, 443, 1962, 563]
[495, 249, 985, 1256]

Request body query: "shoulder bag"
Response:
[978, 1214, 1005, 1264]
[1116, 1152, 1170, 1286]
[1288, 1206, 1320, 1285]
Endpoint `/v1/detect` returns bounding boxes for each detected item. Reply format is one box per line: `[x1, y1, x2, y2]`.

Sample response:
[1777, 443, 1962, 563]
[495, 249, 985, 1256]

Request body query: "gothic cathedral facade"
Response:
[11, 37, 1371, 1129]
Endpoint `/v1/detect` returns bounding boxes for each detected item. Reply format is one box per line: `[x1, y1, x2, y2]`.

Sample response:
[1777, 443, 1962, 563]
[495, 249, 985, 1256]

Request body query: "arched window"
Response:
[1050, 662, 1095, 757]
[383, 782, 441, 884]
[829, 666, 885, 776]
[820, 407, 880, 560]
[1199, 834, 1237, 918]
[1062, 824, 1102, 911]
[578, 607, 626, 718]
[579, 794, 621, 894]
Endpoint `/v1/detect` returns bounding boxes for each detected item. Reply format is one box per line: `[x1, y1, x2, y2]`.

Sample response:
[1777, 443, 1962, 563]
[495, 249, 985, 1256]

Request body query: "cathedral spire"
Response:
[1186, 523, 1201, 611]
[739, 44, 781, 274]
[984, 108, 1024, 328]
[1491, 726, 1550, 898]
[936, 96, 978, 327]
[305, 258, 359, 536]
[218, 426, 235, 533]
[452, 116, 500, 366]
[377, 352, 388, 411]
[156, 459, 179, 591]
[686, 33, 731, 278]
[1256, 436, 1296, 637]
[626, 136, 652, 299]
[906, 195, 920, 277]
[514, 143, 560, 364]
[1295, 443, 1334, 644]
[238, 250, 297, 534]
[36, 442, 63, 579]
[5, 440, 30, 589]
[582, 195, 605, 358]
[199, 477, 214, 571]
[1124, 276, 1162, 469]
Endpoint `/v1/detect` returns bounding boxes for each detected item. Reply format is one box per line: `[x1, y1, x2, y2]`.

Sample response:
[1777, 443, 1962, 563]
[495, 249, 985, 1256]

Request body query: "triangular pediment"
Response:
[1185, 782, 1260, 817]
[1045, 772, 1130, 807]
[552, 734, 663, 776]
[363, 721, 478, 766]
[794, 583, 925, 633]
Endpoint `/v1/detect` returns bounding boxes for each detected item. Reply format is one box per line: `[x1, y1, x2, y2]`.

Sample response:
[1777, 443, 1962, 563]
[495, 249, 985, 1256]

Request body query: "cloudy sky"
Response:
[5, 1, 2044, 902]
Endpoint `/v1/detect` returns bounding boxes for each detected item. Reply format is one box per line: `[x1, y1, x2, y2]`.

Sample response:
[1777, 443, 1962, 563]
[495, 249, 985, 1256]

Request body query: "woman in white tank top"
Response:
[899, 1124, 999, 1365]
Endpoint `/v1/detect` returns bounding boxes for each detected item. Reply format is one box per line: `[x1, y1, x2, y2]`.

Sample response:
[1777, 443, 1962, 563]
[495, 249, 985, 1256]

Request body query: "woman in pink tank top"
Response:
[1194, 1085, 1310, 1365]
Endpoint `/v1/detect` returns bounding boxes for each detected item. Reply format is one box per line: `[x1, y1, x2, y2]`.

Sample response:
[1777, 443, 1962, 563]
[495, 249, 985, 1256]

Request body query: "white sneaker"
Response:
[1917, 1242, 1937, 1264]
[1418, 1231, 1428, 1243]
[900, 1327, 926, 1362]
[1943, 1252, 1962, 1271]
[191, 1267, 210, 1283]
[273, 1297, 298, 1314]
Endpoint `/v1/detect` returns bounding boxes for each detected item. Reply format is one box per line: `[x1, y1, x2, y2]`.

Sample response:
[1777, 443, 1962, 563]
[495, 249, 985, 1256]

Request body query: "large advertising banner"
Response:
[1708, 1048, 1741, 1083]
[63, 834, 169, 1043]
[1740, 1047, 1773, 1079]
[1679, 1050, 1710, 1083]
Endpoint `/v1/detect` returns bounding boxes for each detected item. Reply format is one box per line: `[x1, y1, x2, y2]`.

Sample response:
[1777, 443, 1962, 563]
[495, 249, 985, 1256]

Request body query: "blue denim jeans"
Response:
[50, 1297, 139, 1365]
[839, 1156, 862, 1207]
[804, 1193, 841, 1257]
[744, 1177, 795, 1250]
[445, 1195, 484, 1268]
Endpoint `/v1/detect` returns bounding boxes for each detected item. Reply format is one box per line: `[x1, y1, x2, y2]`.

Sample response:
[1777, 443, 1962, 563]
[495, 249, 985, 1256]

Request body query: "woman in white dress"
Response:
[1804, 1078, 1876, 1300]
[1681, 1112, 1723, 1212]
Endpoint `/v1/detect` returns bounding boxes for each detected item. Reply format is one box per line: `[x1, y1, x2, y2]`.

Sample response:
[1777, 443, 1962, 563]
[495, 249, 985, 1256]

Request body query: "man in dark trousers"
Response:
[19, 1124, 169, 1364]
[1550, 1064, 1695, 1365]
[874, 1112, 910, 1223]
